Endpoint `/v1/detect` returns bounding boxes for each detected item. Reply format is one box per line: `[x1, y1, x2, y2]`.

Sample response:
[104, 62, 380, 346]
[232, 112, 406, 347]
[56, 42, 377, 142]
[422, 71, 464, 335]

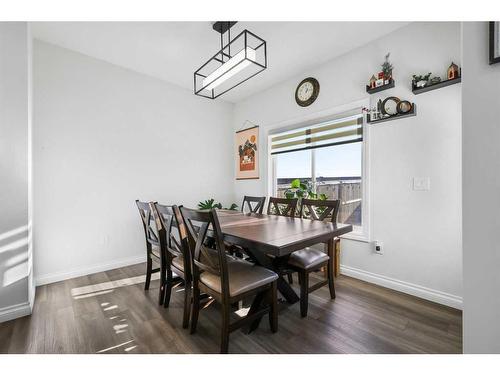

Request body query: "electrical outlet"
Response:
[373, 240, 383, 255]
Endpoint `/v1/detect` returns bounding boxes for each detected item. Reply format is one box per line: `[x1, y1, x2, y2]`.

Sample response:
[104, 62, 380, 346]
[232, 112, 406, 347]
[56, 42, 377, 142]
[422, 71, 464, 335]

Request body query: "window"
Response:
[270, 111, 367, 235]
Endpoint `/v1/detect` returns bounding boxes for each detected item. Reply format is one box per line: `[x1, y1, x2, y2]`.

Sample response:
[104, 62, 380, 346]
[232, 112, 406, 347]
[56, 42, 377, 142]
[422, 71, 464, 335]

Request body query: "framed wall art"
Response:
[235, 125, 259, 180]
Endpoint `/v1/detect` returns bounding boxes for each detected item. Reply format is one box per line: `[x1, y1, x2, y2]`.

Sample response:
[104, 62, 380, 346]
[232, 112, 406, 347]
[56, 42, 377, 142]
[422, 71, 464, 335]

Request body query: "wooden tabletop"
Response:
[217, 210, 353, 257]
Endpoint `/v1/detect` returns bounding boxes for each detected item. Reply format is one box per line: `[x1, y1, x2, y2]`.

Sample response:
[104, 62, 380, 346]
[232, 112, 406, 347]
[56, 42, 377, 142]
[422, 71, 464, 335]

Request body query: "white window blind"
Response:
[270, 113, 363, 155]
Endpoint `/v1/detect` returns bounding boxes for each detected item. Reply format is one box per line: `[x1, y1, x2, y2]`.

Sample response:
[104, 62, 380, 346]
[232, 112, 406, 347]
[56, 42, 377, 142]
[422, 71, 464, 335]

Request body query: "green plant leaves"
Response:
[198, 198, 216, 209]
[290, 178, 301, 188]
[197, 198, 238, 211]
[284, 179, 329, 201]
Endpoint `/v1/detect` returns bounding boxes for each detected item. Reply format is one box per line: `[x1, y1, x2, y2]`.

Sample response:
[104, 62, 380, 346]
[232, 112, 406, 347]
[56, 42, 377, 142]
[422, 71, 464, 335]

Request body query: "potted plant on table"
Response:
[283, 179, 327, 217]
[198, 198, 238, 211]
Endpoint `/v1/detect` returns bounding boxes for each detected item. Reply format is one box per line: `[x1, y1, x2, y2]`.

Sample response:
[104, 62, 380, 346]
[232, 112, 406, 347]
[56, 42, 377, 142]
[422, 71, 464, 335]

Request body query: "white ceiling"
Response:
[32, 22, 409, 103]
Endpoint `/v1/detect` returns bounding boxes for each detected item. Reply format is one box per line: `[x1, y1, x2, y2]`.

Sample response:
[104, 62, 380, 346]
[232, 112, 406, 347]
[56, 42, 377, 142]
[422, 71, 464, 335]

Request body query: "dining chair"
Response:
[286, 198, 341, 317]
[180, 206, 278, 354]
[135, 200, 165, 304]
[227, 196, 267, 259]
[266, 197, 298, 217]
[150, 203, 192, 328]
[241, 195, 266, 214]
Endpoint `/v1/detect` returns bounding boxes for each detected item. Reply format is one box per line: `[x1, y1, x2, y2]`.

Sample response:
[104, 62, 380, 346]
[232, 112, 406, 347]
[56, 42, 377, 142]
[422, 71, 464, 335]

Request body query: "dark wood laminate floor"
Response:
[0, 263, 462, 354]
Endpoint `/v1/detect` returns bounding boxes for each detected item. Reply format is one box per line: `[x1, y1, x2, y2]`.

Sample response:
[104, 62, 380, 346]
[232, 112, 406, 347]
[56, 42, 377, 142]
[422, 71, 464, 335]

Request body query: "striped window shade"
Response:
[270, 112, 363, 155]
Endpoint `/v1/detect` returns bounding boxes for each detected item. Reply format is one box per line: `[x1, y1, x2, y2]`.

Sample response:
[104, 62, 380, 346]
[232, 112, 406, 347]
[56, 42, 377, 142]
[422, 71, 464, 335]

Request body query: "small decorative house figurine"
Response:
[369, 75, 377, 89]
[447, 62, 460, 80]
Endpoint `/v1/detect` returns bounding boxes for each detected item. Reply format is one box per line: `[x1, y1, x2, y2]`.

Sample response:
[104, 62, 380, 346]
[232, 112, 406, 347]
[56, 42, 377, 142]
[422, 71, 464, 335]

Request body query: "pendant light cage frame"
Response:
[194, 29, 267, 99]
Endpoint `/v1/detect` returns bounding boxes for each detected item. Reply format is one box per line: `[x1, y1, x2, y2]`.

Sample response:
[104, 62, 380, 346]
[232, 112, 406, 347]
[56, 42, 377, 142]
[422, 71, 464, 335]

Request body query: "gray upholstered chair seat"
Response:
[288, 248, 329, 270]
[171, 254, 185, 271]
[150, 248, 161, 259]
[200, 259, 278, 297]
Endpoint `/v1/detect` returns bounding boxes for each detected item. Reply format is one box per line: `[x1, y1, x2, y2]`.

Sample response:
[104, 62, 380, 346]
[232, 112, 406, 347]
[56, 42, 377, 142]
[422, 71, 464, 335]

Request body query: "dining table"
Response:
[216, 209, 353, 332]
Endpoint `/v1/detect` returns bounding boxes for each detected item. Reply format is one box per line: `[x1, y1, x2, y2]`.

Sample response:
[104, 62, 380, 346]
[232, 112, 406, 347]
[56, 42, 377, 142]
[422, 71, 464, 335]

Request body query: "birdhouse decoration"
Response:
[369, 75, 377, 89]
[447, 62, 460, 80]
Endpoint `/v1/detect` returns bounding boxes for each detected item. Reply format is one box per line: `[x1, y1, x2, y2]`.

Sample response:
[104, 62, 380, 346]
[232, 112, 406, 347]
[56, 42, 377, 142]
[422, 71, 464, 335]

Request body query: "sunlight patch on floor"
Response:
[71, 273, 160, 297]
[113, 324, 128, 331]
[96, 339, 134, 353]
[235, 306, 250, 318]
[73, 289, 115, 300]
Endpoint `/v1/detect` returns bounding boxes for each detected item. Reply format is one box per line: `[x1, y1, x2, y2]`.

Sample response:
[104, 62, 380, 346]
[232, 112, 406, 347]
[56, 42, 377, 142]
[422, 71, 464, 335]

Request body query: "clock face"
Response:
[295, 78, 319, 107]
[298, 82, 314, 101]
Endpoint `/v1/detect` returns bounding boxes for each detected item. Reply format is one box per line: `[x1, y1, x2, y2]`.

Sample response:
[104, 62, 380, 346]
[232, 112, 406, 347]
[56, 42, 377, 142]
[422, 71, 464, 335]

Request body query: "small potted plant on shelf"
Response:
[367, 53, 394, 90]
[381, 52, 393, 83]
[412, 72, 432, 88]
[429, 76, 442, 85]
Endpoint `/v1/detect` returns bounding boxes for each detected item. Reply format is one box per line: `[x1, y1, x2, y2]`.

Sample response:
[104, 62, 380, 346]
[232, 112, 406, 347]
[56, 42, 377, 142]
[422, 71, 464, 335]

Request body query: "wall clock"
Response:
[295, 77, 320, 107]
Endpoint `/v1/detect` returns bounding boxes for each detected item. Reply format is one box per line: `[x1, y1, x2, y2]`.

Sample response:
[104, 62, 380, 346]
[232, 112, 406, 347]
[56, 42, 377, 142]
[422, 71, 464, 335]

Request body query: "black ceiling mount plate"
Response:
[212, 21, 237, 34]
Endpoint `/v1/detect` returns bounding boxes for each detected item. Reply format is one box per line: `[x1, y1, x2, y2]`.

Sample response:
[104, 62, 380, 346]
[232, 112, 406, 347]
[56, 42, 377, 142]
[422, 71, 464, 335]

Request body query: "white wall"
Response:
[462, 22, 500, 353]
[33, 40, 235, 285]
[0, 22, 33, 322]
[233, 22, 462, 308]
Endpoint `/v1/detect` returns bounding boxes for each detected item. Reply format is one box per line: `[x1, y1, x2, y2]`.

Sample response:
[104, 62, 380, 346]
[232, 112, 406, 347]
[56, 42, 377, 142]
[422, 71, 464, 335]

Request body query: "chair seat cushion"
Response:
[151, 248, 161, 259]
[172, 254, 185, 271]
[288, 248, 329, 270]
[200, 259, 278, 297]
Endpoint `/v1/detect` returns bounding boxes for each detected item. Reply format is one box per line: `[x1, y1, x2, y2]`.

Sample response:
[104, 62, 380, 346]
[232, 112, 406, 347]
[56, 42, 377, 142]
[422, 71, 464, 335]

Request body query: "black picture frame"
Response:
[489, 22, 500, 65]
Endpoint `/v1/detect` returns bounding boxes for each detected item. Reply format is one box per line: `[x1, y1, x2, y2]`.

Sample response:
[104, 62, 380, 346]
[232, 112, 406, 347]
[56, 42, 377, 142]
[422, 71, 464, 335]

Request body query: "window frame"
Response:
[266, 100, 370, 242]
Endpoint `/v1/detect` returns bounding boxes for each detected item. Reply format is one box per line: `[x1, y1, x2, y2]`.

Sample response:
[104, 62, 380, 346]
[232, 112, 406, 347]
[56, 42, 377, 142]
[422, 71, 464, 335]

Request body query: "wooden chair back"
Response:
[136, 200, 159, 248]
[179, 207, 230, 298]
[267, 197, 298, 217]
[150, 203, 191, 275]
[241, 195, 266, 214]
[299, 198, 340, 223]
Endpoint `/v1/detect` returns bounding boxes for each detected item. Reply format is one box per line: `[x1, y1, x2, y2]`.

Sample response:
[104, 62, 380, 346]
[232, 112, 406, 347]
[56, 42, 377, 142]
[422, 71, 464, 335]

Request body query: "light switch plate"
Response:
[413, 177, 430, 191]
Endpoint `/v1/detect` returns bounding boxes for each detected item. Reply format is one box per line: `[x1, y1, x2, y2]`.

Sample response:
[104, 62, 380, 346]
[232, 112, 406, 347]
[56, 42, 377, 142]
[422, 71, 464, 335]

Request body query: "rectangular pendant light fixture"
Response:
[202, 47, 257, 91]
[194, 23, 267, 99]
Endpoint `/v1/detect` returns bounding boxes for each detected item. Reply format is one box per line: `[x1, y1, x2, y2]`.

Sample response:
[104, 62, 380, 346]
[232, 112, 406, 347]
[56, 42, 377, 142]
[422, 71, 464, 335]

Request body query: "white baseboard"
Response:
[0, 302, 32, 323]
[33, 255, 462, 309]
[36, 254, 146, 286]
[340, 264, 463, 310]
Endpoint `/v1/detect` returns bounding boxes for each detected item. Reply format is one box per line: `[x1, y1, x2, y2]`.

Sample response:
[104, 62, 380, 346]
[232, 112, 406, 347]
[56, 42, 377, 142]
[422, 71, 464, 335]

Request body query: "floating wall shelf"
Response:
[412, 77, 461, 95]
[366, 79, 395, 94]
[367, 104, 417, 124]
